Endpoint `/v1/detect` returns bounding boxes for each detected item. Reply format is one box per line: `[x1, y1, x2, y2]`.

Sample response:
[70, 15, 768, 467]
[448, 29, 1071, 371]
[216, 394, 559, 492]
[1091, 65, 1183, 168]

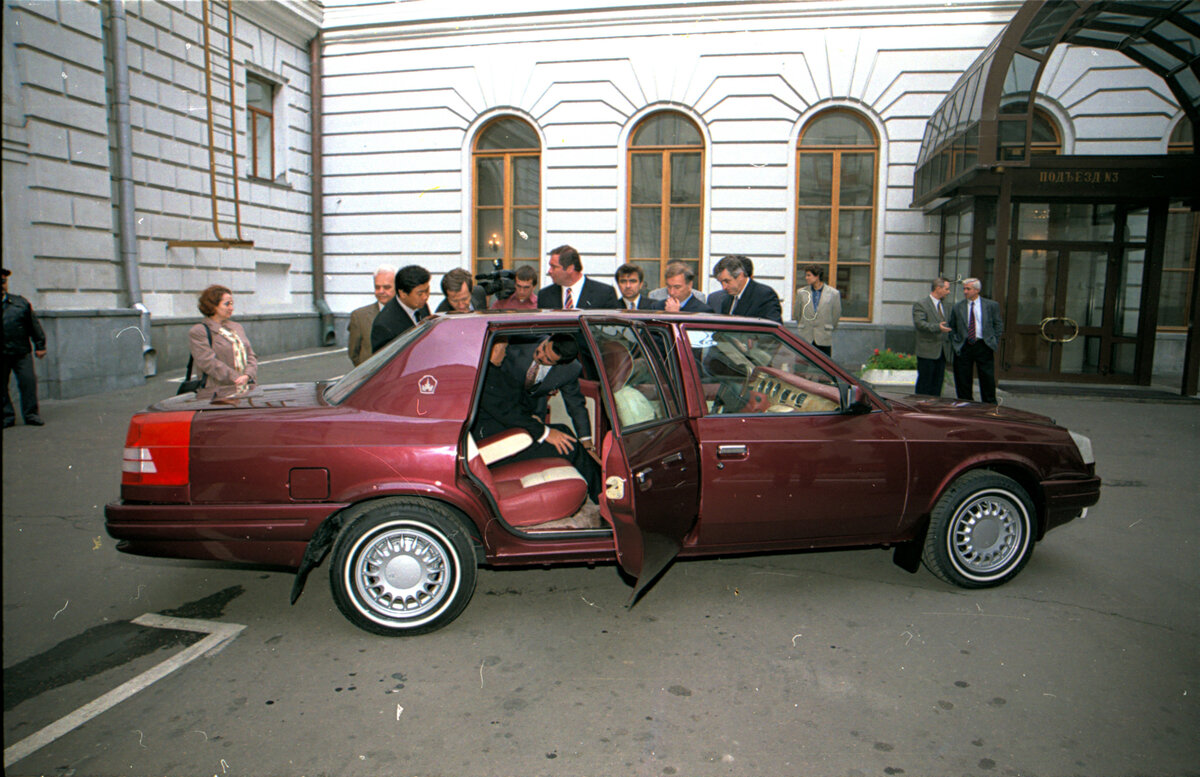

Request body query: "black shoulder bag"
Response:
[177, 325, 213, 395]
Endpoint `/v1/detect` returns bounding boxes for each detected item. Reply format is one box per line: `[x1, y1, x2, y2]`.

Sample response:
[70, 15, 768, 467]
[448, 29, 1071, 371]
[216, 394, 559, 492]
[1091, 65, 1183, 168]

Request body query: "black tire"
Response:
[329, 498, 477, 636]
[922, 470, 1036, 589]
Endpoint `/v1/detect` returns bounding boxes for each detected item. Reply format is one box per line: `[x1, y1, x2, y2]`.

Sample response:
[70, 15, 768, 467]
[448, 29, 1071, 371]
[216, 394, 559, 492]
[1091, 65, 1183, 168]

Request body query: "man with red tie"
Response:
[536, 245, 619, 310]
[948, 277, 1004, 404]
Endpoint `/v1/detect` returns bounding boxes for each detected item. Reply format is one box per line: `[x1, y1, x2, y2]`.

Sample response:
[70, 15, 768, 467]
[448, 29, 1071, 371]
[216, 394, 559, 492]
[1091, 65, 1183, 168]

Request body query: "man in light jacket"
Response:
[912, 276, 953, 396]
[795, 264, 841, 356]
[347, 267, 395, 366]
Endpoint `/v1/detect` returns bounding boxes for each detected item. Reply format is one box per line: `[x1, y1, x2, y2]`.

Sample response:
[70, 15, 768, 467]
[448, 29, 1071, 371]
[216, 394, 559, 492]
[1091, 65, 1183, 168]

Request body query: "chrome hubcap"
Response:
[353, 527, 451, 620]
[950, 490, 1027, 578]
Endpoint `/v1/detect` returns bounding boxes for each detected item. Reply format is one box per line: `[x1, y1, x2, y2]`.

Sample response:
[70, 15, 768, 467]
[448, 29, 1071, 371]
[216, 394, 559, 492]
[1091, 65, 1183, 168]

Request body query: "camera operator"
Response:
[492, 265, 538, 310]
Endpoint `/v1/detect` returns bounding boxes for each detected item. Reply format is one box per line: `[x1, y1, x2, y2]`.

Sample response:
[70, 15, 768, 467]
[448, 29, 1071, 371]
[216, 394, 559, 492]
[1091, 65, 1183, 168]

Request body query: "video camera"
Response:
[474, 259, 516, 301]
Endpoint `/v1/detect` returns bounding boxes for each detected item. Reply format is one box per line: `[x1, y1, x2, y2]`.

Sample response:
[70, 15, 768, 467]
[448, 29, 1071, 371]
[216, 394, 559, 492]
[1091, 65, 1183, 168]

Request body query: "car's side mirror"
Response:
[839, 383, 872, 415]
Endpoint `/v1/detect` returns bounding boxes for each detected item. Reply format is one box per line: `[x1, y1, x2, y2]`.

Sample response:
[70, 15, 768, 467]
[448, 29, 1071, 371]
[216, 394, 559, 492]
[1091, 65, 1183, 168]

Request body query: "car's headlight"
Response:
[1069, 430, 1094, 466]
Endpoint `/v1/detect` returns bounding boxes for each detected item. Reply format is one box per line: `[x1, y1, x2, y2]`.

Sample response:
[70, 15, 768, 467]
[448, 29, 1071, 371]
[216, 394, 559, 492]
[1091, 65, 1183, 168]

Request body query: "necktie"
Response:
[968, 303, 977, 342]
[524, 359, 539, 389]
[729, 295, 738, 315]
[564, 287, 574, 310]
[936, 300, 943, 319]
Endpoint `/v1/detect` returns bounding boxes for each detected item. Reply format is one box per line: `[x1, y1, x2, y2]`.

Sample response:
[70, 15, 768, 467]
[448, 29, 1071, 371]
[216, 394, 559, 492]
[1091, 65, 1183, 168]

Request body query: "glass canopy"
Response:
[914, 0, 1200, 205]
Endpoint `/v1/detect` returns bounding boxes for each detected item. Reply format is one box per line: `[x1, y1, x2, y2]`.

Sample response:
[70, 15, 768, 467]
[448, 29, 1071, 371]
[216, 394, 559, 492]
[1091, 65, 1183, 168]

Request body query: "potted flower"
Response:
[859, 348, 919, 387]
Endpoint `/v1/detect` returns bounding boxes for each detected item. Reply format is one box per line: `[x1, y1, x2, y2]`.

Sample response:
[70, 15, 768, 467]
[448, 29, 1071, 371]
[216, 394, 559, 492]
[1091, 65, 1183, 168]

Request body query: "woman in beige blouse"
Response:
[188, 285, 258, 387]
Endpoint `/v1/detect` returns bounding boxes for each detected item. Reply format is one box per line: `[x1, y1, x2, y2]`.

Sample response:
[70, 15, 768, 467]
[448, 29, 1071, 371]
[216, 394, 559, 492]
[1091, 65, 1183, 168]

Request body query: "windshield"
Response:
[323, 322, 428, 404]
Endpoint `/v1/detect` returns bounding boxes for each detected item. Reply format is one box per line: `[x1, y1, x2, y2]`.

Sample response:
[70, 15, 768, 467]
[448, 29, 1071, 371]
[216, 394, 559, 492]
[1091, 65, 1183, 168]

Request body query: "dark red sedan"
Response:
[106, 311, 1099, 635]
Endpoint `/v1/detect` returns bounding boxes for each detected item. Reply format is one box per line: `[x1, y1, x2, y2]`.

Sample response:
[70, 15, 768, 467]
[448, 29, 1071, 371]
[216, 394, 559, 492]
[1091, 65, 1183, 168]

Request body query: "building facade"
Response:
[4, 0, 1196, 398]
[3, 0, 320, 397]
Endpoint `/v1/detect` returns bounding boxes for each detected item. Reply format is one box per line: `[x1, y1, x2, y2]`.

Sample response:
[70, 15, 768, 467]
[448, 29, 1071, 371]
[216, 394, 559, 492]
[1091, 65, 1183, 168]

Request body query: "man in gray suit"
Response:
[346, 266, 395, 366]
[795, 264, 841, 356]
[948, 277, 1004, 404]
[912, 276, 953, 396]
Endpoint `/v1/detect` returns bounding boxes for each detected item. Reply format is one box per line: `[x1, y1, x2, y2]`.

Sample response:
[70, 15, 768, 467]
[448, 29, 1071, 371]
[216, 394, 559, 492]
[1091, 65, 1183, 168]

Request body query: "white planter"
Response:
[860, 368, 918, 387]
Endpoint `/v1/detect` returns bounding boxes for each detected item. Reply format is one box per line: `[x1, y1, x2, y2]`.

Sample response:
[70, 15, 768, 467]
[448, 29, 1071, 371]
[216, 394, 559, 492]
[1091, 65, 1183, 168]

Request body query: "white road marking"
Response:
[167, 348, 347, 382]
[3, 614, 245, 768]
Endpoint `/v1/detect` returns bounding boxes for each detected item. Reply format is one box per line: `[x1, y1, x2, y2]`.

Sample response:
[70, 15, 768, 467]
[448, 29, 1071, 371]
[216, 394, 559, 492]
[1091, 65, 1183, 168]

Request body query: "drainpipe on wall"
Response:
[109, 0, 156, 376]
[310, 32, 334, 347]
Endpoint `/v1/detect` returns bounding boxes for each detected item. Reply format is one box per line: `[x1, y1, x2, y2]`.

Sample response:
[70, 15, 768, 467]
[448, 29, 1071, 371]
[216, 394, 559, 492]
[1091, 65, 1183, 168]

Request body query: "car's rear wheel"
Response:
[329, 499, 477, 636]
[922, 470, 1035, 588]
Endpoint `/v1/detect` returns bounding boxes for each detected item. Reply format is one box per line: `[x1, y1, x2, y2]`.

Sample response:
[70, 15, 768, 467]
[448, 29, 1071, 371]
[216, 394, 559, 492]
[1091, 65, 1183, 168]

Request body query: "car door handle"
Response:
[716, 444, 747, 458]
[661, 452, 684, 466]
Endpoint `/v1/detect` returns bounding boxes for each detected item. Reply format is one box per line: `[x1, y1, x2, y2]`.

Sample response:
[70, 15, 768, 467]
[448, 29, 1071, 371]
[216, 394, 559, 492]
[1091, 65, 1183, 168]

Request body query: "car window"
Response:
[643, 325, 683, 416]
[323, 323, 427, 405]
[684, 328, 841, 415]
[587, 323, 670, 431]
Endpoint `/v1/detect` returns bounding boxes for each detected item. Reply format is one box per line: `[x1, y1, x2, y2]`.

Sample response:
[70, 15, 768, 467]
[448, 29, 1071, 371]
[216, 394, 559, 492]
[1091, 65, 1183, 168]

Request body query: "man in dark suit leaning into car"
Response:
[474, 336, 600, 502]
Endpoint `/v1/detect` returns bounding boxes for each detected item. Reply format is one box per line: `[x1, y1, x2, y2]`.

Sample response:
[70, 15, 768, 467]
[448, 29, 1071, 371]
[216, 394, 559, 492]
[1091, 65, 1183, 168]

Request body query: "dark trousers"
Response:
[496, 423, 601, 503]
[953, 340, 997, 403]
[915, 355, 947, 396]
[813, 344, 832, 357]
[2, 352, 40, 423]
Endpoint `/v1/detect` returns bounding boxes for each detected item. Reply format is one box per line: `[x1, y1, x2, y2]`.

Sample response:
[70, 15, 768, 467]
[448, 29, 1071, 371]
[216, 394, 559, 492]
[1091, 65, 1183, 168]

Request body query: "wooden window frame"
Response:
[246, 74, 274, 181]
[472, 119, 541, 275]
[795, 109, 879, 322]
[625, 113, 705, 288]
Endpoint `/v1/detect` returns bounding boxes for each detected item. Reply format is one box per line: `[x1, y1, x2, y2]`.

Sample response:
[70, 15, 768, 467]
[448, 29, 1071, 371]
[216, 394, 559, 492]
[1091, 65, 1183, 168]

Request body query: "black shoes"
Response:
[24, 415, 44, 426]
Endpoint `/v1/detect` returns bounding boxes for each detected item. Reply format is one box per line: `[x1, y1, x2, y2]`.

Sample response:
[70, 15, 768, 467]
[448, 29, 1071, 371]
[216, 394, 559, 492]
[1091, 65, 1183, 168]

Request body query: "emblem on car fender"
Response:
[418, 375, 437, 394]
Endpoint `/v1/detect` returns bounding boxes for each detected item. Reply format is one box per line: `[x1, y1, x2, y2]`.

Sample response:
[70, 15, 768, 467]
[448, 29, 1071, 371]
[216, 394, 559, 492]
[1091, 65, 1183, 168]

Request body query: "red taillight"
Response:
[121, 411, 194, 486]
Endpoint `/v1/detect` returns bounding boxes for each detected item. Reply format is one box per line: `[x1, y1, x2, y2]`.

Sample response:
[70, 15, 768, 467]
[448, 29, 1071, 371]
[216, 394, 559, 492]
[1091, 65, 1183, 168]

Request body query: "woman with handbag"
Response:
[187, 285, 257, 389]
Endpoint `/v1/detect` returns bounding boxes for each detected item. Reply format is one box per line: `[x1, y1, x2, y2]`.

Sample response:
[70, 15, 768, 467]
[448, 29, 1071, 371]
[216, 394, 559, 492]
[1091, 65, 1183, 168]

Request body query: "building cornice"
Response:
[321, 0, 1021, 43]
[235, 0, 323, 47]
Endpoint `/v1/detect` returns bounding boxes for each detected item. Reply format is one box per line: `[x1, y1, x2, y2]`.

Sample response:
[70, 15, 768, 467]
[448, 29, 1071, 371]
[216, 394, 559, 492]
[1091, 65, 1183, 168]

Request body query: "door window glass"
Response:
[587, 324, 669, 431]
[683, 328, 840, 415]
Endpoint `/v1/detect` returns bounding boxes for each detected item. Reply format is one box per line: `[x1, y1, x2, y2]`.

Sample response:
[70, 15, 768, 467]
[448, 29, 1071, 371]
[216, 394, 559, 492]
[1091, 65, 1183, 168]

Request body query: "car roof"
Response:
[429, 309, 777, 326]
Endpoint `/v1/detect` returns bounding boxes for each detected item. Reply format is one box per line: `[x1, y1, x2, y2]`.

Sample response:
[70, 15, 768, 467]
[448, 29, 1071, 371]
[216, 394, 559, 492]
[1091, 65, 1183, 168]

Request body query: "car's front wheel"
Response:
[922, 470, 1035, 588]
[330, 499, 478, 636]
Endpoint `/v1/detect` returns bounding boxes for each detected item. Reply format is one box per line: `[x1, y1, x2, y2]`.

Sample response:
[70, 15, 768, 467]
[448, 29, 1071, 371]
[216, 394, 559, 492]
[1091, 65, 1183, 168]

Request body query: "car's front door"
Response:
[584, 320, 699, 602]
[681, 325, 908, 547]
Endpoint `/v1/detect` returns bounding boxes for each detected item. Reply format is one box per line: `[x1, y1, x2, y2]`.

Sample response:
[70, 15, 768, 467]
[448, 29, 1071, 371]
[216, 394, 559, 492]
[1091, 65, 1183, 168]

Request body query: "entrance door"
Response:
[1004, 202, 1149, 381]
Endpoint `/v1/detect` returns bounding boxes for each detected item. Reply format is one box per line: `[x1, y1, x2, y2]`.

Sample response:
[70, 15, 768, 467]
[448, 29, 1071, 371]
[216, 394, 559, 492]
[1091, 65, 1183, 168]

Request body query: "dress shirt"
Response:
[398, 299, 421, 324]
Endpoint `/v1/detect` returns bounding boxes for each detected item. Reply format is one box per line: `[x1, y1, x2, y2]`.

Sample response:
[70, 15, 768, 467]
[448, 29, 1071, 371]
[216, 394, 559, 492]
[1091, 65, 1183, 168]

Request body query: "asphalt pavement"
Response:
[3, 346, 1199, 777]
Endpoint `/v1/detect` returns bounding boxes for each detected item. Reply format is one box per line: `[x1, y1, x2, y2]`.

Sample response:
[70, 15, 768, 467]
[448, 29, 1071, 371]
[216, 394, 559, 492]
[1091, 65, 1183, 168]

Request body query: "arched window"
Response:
[1168, 116, 1194, 154]
[1028, 108, 1062, 156]
[795, 110, 878, 320]
[473, 118, 541, 276]
[626, 111, 704, 288]
[998, 105, 1062, 160]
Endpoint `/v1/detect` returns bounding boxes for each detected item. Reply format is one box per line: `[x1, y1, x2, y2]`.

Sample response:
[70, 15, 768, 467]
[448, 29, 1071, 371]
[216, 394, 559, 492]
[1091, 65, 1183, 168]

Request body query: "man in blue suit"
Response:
[537, 245, 619, 310]
[706, 256, 753, 314]
[651, 262, 713, 313]
[712, 255, 782, 322]
[948, 277, 1004, 404]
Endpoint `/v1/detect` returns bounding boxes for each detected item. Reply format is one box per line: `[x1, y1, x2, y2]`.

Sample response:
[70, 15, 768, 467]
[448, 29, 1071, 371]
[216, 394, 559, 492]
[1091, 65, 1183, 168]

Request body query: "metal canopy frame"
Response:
[914, 0, 1200, 207]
